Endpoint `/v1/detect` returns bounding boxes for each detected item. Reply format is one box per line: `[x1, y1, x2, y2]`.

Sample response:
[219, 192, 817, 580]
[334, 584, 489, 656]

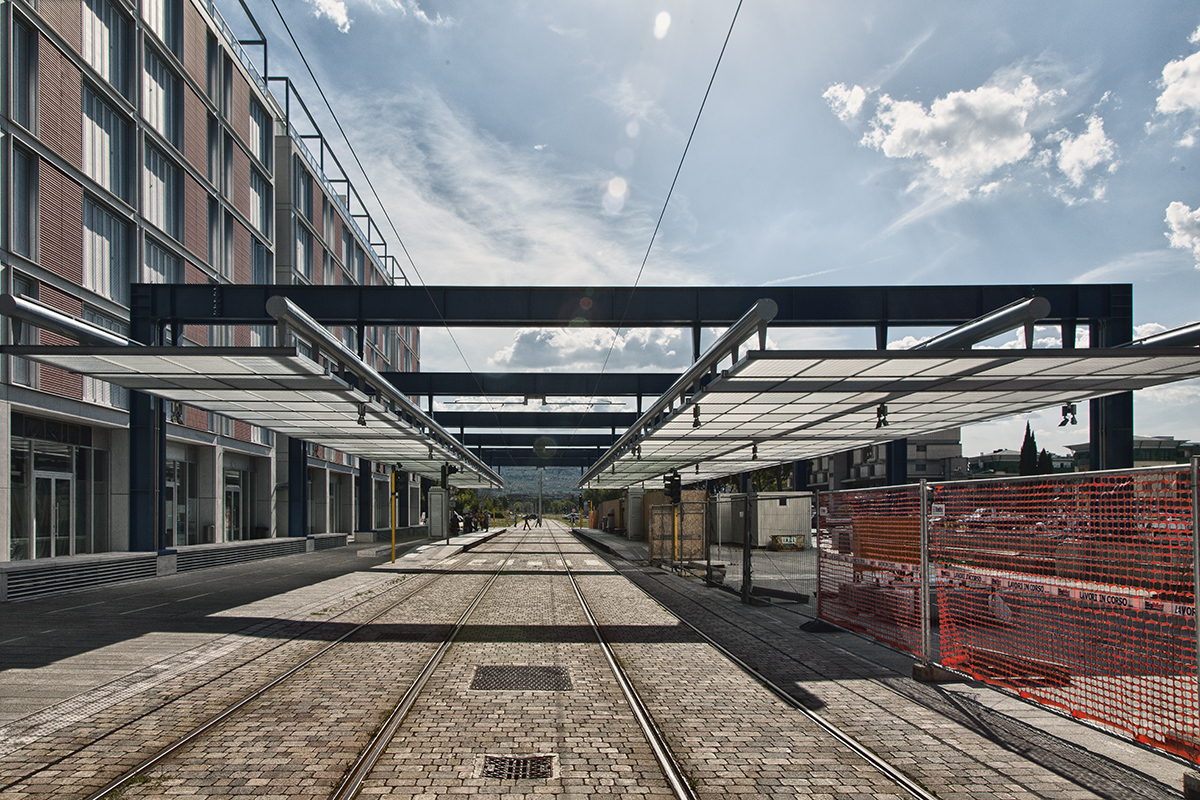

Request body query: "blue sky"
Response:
[240, 0, 1200, 458]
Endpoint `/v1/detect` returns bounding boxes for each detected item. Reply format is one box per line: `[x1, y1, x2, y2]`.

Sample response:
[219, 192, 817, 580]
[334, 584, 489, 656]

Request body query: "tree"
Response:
[1018, 423, 1039, 476]
[1037, 448, 1054, 475]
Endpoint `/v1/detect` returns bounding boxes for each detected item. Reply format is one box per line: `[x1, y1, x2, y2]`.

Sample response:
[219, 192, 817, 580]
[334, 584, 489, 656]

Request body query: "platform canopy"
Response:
[8, 344, 503, 489]
[580, 347, 1200, 488]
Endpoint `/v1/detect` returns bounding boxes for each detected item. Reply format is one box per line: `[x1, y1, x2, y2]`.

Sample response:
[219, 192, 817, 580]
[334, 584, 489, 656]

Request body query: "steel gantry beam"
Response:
[381, 372, 676, 397]
[131, 284, 1131, 331]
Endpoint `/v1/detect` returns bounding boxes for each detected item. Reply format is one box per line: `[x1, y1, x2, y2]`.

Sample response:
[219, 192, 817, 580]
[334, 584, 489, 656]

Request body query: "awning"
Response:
[5, 344, 502, 489]
[581, 347, 1200, 488]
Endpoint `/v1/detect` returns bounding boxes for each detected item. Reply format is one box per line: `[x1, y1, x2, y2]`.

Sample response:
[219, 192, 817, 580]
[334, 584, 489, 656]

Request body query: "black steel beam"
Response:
[382, 372, 675, 397]
[485, 453, 598, 468]
[460, 433, 615, 448]
[133, 284, 1131, 328]
[431, 411, 637, 429]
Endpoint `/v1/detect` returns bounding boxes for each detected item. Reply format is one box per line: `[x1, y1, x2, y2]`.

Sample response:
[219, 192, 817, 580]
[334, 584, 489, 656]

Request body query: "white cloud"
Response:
[1054, 115, 1116, 188]
[823, 83, 869, 123]
[1157, 51, 1200, 115]
[1165, 201, 1200, 264]
[332, 87, 697, 295]
[488, 327, 689, 371]
[1072, 248, 1193, 283]
[306, 0, 453, 31]
[306, 0, 351, 33]
[860, 75, 1049, 199]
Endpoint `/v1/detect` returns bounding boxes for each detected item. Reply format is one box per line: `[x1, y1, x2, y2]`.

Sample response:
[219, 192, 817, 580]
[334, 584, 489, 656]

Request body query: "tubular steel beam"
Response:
[382, 372, 676, 397]
[132, 284, 1132, 328]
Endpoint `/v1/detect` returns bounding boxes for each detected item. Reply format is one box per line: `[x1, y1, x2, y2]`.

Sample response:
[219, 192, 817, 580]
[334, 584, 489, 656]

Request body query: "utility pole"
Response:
[538, 468, 543, 526]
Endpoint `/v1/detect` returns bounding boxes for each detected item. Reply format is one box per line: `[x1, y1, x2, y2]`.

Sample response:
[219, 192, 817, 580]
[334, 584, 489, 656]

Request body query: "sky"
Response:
[233, 0, 1200, 459]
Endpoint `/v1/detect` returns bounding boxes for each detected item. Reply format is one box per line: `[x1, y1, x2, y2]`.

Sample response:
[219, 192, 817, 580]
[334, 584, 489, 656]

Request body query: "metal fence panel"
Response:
[817, 485, 924, 655]
[930, 467, 1198, 764]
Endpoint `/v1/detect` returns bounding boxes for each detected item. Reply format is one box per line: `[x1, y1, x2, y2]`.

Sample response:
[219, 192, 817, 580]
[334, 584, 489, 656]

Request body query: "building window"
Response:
[322, 197, 333, 244]
[83, 197, 130, 305]
[13, 148, 38, 258]
[207, 114, 220, 188]
[10, 275, 37, 387]
[295, 221, 313, 282]
[142, 0, 180, 55]
[82, 307, 129, 407]
[143, 48, 181, 147]
[208, 197, 221, 275]
[81, 0, 130, 97]
[144, 146, 181, 239]
[223, 211, 234, 279]
[293, 158, 313, 221]
[354, 246, 365, 285]
[249, 170, 270, 235]
[13, 20, 38, 132]
[83, 85, 130, 200]
[252, 239, 272, 283]
[144, 238, 181, 283]
[206, 33, 220, 101]
[222, 134, 233, 200]
[248, 100, 271, 167]
[221, 54, 233, 119]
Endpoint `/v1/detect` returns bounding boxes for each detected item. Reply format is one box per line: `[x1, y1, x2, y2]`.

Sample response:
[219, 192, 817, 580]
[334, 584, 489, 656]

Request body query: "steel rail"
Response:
[77, 531, 509, 800]
[330, 529, 530, 800]
[571, 530, 940, 800]
[552, 526, 700, 800]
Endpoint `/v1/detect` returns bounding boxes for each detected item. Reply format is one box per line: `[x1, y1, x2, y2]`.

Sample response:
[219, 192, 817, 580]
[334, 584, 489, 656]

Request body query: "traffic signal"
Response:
[440, 463, 459, 488]
[664, 472, 682, 503]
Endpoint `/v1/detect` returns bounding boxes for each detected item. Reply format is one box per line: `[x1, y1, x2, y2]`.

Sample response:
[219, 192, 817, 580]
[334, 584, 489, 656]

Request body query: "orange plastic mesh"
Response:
[931, 468, 1197, 763]
[818, 487, 924, 655]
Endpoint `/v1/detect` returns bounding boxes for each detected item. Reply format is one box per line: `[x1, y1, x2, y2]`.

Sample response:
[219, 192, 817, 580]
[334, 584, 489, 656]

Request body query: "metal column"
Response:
[357, 458, 372, 532]
[288, 437, 308, 537]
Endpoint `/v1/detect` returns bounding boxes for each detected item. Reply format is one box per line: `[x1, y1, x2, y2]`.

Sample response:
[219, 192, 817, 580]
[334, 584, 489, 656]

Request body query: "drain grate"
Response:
[479, 754, 556, 780]
[470, 665, 572, 691]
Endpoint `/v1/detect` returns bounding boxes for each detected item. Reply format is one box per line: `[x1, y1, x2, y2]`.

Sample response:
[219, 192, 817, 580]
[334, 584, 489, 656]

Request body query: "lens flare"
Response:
[654, 11, 670, 39]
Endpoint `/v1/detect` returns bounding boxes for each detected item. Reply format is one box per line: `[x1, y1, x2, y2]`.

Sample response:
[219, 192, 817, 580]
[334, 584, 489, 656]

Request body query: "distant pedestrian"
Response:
[522, 514, 531, 530]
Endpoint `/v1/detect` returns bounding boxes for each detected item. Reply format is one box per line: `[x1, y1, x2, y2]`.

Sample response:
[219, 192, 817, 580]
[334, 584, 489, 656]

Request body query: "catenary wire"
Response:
[261, 0, 519, 466]
[575, 0, 745, 458]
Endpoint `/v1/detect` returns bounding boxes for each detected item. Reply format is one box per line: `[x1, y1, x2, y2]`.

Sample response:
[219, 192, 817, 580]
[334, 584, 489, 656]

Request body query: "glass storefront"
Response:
[10, 435, 109, 561]
[166, 460, 200, 546]
[224, 468, 254, 540]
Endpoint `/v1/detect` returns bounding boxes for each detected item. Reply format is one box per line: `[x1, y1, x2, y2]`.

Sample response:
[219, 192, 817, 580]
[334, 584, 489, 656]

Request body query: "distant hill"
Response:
[498, 466, 583, 498]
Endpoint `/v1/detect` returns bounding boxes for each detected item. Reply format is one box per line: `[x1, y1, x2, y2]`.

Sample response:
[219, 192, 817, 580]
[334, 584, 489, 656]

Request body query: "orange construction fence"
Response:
[817, 464, 1199, 764]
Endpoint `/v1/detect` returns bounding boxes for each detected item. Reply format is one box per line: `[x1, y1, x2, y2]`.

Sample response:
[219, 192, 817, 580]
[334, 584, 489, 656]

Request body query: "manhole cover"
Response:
[478, 754, 556, 780]
[470, 665, 572, 691]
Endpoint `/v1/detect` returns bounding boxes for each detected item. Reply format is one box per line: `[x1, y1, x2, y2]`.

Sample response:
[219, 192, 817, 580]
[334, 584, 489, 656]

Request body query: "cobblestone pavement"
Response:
[0, 561, 433, 799]
[578, 528, 1185, 800]
[0, 525, 1187, 798]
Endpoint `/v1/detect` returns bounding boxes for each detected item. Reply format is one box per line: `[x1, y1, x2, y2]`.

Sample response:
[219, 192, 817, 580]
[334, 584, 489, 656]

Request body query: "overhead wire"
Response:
[260, 0, 520, 468]
[574, 0, 746, 467]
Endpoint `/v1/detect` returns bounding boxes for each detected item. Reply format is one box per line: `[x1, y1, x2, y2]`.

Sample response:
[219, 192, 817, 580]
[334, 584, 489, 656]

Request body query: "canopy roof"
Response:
[581, 347, 1200, 488]
[8, 345, 502, 489]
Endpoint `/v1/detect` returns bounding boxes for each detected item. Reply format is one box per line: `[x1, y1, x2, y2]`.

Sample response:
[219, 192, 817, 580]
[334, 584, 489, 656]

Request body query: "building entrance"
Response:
[33, 472, 73, 559]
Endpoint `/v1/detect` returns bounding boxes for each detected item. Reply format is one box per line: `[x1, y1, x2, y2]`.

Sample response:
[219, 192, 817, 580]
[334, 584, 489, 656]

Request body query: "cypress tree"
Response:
[1019, 422, 1039, 475]
[1037, 448, 1054, 474]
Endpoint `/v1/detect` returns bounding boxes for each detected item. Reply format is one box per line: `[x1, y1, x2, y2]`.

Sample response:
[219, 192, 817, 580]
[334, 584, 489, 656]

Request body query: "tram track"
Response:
[0, 532, 507, 800]
[9, 525, 965, 799]
[571, 528, 939, 800]
[0, 571, 435, 797]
